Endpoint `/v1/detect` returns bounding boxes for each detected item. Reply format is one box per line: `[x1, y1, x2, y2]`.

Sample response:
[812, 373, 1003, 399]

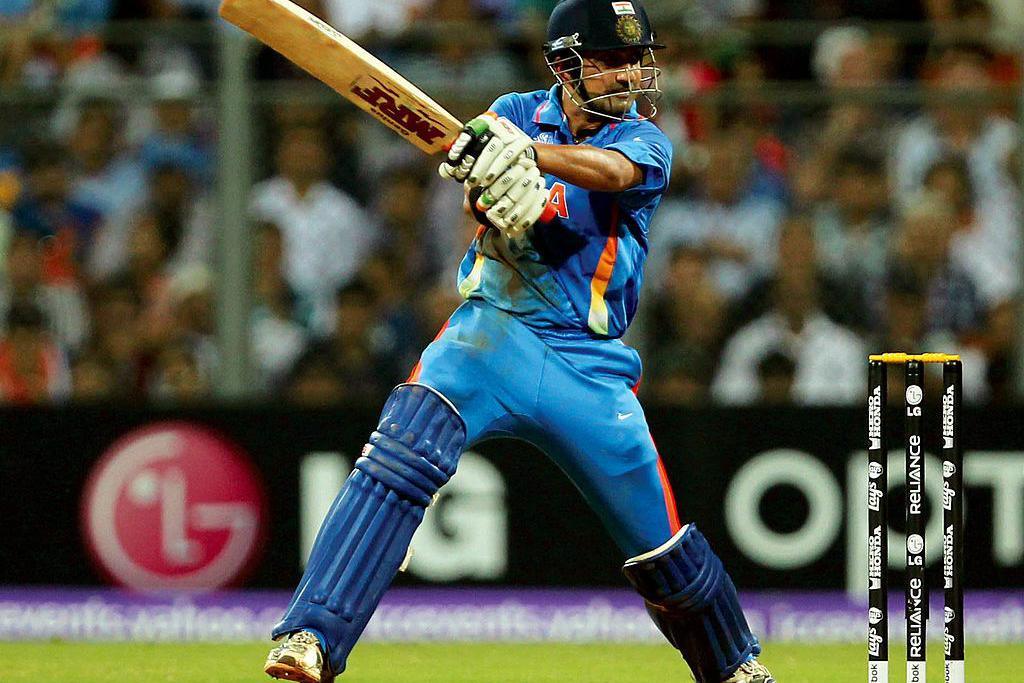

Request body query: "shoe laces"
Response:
[734, 661, 770, 679]
[289, 631, 321, 648]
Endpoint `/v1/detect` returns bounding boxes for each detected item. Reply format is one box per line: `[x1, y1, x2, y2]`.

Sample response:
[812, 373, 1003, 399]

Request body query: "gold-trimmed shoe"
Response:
[723, 659, 776, 683]
[264, 631, 331, 682]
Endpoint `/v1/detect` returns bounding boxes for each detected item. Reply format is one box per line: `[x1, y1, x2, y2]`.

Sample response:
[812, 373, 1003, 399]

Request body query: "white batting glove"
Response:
[439, 114, 536, 189]
[479, 156, 549, 243]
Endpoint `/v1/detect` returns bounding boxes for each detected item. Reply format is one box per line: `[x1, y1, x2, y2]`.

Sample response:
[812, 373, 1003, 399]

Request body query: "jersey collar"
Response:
[532, 85, 566, 128]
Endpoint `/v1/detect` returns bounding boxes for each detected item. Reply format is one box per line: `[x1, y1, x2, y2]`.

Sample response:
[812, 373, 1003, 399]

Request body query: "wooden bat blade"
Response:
[219, 0, 462, 155]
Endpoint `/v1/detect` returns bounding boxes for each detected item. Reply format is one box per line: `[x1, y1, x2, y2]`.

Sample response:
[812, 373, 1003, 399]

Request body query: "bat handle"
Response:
[474, 189, 560, 225]
[539, 202, 558, 224]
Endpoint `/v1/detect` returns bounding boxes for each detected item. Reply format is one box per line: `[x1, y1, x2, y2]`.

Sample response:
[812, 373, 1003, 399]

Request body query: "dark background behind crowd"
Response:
[0, 0, 1020, 408]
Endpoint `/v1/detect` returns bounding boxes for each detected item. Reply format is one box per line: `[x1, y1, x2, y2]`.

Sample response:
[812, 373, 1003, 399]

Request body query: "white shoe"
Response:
[722, 659, 776, 683]
[264, 631, 332, 683]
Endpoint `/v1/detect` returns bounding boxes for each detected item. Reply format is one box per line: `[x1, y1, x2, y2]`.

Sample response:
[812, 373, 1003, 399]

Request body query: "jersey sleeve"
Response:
[604, 123, 673, 206]
[488, 93, 528, 130]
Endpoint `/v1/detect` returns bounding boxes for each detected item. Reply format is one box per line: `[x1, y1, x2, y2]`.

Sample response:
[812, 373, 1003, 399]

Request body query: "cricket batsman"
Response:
[264, 1, 774, 681]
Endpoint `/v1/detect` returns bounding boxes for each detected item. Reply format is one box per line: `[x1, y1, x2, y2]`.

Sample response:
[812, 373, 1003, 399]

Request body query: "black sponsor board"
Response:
[1, 404, 1022, 590]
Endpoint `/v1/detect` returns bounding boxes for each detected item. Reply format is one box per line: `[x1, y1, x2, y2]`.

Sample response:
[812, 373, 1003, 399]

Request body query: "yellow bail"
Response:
[868, 352, 961, 364]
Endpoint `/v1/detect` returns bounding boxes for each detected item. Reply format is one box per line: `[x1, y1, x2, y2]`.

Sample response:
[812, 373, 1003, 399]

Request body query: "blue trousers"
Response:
[410, 299, 679, 557]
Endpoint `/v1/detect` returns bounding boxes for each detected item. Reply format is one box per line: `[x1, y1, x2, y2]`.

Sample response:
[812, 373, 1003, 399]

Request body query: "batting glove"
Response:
[439, 114, 536, 189]
[480, 155, 549, 243]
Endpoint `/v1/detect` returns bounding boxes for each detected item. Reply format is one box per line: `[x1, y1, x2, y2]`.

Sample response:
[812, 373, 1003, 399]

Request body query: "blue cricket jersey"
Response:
[455, 85, 673, 341]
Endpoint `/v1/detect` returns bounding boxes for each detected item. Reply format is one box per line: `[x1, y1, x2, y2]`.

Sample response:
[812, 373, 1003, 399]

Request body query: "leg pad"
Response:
[272, 383, 466, 675]
[623, 524, 760, 682]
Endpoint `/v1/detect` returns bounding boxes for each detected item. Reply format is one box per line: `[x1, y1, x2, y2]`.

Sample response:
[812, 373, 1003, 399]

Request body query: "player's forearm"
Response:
[534, 143, 642, 193]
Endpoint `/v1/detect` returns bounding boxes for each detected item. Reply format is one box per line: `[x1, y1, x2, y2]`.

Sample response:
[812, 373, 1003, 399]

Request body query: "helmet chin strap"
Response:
[568, 75, 592, 107]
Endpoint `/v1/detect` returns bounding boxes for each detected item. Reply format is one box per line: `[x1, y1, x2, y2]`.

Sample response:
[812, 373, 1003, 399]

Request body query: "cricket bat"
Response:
[219, 0, 557, 223]
[220, 0, 462, 154]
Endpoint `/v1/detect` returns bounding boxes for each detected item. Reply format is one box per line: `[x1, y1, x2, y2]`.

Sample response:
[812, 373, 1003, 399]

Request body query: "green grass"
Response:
[0, 641, 1016, 681]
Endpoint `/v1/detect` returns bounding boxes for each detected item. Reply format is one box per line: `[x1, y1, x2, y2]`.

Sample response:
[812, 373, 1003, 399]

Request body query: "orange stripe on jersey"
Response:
[654, 444, 682, 534]
[633, 375, 680, 533]
[406, 319, 451, 383]
[406, 362, 423, 383]
[632, 378, 677, 530]
[586, 203, 620, 335]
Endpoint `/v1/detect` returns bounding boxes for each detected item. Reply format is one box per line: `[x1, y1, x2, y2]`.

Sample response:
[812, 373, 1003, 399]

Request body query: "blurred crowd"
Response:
[0, 0, 1020, 407]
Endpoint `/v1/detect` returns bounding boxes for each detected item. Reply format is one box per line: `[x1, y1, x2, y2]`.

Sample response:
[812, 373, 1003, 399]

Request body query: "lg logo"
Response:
[300, 451, 508, 581]
[81, 423, 266, 590]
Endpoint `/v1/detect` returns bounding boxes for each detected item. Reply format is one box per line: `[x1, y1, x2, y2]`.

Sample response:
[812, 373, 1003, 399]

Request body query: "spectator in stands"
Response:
[712, 218, 865, 405]
[931, 141, 1023, 401]
[251, 222, 309, 393]
[122, 0, 208, 78]
[166, 263, 219, 393]
[374, 164, 440, 284]
[0, 300, 71, 404]
[285, 348, 345, 407]
[981, 0, 1024, 59]
[140, 68, 212, 182]
[0, 232, 88, 351]
[70, 350, 119, 402]
[646, 245, 727, 383]
[0, 167, 16, 273]
[87, 275, 144, 395]
[643, 348, 715, 407]
[873, 266, 990, 402]
[285, 275, 402, 406]
[408, 281, 462, 373]
[887, 190, 984, 337]
[0, 3, 37, 86]
[649, 125, 785, 301]
[50, 0, 114, 31]
[925, 0, 1024, 66]
[149, 340, 210, 404]
[393, 1, 518, 97]
[890, 44, 1019, 208]
[755, 350, 797, 405]
[326, 109, 371, 205]
[0, 2, 118, 85]
[323, 0, 427, 40]
[923, 155, 1019, 309]
[927, 154, 1020, 393]
[427, 196, 489, 292]
[98, 159, 212, 299]
[353, 252, 419, 362]
[249, 125, 378, 335]
[149, 162, 212, 272]
[66, 97, 147, 235]
[12, 140, 103, 283]
[794, 26, 895, 207]
[150, 0, 222, 21]
[119, 212, 177, 359]
[811, 147, 892, 316]
[314, 279, 402, 403]
[739, 213, 865, 331]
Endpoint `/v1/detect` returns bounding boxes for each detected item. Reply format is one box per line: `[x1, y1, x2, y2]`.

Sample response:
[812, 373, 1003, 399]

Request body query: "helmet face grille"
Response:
[545, 47, 662, 122]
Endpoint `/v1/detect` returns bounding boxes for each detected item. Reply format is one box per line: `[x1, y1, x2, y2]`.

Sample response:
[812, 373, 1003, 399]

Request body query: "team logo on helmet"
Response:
[615, 15, 644, 44]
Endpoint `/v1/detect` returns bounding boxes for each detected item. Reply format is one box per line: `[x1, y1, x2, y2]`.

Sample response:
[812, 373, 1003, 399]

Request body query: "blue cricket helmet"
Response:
[544, 0, 663, 56]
